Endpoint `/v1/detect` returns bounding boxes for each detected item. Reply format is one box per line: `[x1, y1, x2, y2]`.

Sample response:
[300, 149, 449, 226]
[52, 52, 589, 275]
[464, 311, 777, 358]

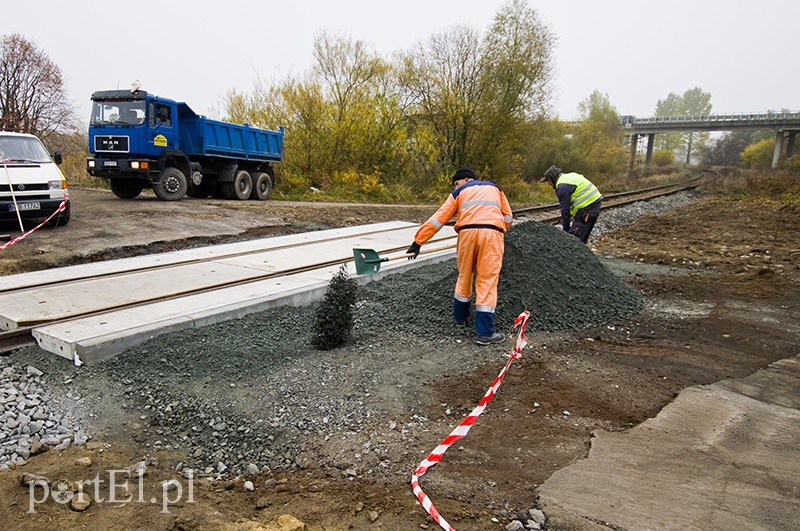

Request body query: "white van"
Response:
[0, 131, 70, 227]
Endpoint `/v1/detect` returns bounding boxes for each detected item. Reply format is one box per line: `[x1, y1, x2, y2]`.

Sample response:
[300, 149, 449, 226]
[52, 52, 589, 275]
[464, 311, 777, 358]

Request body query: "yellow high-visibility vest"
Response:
[556, 172, 602, 216]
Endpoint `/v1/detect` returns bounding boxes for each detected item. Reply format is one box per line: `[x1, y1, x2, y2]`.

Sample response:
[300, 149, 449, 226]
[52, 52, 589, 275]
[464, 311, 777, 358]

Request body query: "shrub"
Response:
[652, 149, 674, 167]
[741, 139, 774, 168]
[311, 266, 358, 350]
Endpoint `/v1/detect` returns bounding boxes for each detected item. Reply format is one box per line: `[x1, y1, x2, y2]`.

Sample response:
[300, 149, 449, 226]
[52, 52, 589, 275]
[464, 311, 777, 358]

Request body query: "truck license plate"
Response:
[104, 160, 118, 167]
[9, 202, 41, 212]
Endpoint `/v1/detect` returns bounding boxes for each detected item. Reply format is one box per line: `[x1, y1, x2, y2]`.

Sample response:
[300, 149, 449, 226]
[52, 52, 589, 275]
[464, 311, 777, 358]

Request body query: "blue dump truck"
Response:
[87, 89, 284, 201]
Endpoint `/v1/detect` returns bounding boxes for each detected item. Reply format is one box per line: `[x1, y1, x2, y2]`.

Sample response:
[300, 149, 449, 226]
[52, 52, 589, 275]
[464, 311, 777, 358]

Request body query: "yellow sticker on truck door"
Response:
[153, 134, 167, 147]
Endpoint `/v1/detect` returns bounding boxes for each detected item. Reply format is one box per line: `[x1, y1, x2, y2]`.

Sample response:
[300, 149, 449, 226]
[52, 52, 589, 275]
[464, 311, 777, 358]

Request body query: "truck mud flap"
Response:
[217, 163, 238, 183]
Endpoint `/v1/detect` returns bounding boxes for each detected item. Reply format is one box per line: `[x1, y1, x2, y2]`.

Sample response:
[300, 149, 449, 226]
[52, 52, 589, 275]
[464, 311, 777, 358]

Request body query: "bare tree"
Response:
[400, 25, 488, 167]
[0, 34, 76, 140]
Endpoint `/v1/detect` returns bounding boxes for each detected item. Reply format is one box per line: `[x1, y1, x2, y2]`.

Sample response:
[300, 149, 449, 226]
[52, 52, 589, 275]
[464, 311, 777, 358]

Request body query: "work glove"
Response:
[406, 241, 421, 260]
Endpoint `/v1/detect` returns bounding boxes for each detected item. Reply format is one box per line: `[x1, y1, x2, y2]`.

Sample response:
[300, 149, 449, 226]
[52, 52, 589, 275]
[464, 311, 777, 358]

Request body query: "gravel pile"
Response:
[4, 193, 696, 476]
[0, 364, 90, 468]
[357, 219, 643, 337]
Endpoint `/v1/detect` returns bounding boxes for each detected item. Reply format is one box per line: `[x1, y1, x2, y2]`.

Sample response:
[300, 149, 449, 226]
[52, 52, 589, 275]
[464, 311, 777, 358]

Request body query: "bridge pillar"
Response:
[772, 131, 785, 169]
[787, 132, 797, 159]
[628, 134, 639, 174]
[645, 134, 655, 172]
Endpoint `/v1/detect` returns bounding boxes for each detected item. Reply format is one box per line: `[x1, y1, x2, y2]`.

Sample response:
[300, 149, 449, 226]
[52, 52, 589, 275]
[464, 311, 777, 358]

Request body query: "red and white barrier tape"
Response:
[411, 310, 531, 530]
[0, 198, 67, 251]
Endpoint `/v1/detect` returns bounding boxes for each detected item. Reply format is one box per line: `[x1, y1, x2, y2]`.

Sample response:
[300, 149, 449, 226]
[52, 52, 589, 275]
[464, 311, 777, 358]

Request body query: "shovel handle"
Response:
[383, 244, 457, 262]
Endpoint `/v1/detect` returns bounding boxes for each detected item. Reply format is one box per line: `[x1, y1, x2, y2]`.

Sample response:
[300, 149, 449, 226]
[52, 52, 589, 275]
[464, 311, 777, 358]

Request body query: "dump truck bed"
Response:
[177, 106, 283, 162]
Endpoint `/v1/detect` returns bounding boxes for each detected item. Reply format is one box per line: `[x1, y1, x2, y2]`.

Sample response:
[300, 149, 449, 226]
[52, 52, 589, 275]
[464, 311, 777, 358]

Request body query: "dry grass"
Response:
[61, 153, 108, 189]
[702, 167, 800, 203]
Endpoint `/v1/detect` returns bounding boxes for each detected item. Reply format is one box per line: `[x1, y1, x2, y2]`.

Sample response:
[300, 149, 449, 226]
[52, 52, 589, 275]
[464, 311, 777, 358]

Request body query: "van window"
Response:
[0, 136, 51, 164]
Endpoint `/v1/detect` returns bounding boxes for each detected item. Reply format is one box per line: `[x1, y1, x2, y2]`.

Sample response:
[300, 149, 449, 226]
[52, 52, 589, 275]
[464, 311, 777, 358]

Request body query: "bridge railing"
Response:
[623, 111, 800, 126]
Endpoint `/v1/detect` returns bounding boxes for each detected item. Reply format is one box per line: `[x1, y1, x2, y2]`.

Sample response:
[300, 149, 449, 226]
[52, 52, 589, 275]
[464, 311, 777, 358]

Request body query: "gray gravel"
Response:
[0, 365, 90, 468]
[2, 192, 697, 475]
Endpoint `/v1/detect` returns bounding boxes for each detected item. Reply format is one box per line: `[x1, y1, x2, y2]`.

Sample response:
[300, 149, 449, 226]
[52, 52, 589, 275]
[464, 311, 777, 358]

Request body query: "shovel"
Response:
[353, 244, 457, 275]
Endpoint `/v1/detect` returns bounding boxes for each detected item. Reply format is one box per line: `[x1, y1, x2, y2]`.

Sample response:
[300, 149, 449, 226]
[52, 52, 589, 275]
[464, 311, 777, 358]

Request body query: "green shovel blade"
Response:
[353, 248, 387, 275]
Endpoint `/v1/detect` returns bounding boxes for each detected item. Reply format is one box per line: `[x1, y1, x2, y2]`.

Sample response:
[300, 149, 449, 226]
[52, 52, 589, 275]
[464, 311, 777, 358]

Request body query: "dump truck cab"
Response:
[88, 90, 184, 199]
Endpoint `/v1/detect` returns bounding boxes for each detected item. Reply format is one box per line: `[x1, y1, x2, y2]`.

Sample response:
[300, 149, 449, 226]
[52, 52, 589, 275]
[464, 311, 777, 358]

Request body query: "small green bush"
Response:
[311, 266, 358, 350]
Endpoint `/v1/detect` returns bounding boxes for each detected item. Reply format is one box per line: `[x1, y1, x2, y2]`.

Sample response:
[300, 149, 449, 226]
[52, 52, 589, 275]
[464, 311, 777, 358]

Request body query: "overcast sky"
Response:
[2, 0, 797, 123]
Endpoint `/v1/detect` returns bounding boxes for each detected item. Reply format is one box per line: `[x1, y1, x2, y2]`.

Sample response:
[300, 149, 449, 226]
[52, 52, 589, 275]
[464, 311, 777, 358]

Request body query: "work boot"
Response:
[455, 319, 470, 328]
[475, 331, 505, 346]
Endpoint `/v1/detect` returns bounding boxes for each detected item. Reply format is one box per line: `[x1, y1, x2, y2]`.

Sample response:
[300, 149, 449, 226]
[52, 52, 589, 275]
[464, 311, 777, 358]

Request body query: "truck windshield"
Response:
[90, 100, 146, 126]
[0, 136, 52, 164]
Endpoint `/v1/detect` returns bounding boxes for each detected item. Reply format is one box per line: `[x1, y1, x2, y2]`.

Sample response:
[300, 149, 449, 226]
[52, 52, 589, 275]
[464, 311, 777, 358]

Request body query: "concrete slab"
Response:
[0, 221, 456, 329]
[538, 355, 800, 530]
[0, 221, 415, 291]
[31, 246, 456, 365]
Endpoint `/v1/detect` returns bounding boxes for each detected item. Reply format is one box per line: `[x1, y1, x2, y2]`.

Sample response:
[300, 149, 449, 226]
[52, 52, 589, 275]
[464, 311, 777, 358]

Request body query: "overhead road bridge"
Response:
[621, 111, 800, 170]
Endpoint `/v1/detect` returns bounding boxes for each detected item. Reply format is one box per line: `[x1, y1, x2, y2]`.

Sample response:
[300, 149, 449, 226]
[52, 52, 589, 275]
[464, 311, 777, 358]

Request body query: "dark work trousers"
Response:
[570, 199, 602, 243]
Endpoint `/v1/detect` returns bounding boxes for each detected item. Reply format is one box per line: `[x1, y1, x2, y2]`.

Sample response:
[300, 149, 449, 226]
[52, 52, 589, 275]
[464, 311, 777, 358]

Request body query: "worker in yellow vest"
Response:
[541, 165, 602, 243]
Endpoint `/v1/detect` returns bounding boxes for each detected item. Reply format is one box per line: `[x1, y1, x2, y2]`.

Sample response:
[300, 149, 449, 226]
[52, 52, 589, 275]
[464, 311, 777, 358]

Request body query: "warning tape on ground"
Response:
[411, 310, 531, 531]
[0, 198, 67, 251]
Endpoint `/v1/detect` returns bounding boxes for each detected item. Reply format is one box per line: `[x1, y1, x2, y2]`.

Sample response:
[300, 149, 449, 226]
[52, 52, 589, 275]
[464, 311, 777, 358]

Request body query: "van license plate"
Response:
[9, 202, 41, 212]
[104, 161, 118, 167]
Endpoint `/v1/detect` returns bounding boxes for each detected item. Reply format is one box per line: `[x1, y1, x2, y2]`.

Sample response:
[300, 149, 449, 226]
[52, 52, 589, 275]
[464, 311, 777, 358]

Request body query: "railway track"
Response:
[0, 175, 702, 356]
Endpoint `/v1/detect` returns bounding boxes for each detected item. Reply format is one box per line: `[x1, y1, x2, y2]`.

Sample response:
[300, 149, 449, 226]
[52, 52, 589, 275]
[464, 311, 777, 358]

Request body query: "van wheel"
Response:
[250, 172, 273, 200]
[221, 170, 252, 200]
[154, 167, 188, 201]
[47, 202, 71, 227]
[110, 179, 145, 199]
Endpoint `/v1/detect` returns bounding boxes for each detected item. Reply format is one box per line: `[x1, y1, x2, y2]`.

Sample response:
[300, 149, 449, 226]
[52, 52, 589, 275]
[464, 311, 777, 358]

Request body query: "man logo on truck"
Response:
[87, 88, 284, 202]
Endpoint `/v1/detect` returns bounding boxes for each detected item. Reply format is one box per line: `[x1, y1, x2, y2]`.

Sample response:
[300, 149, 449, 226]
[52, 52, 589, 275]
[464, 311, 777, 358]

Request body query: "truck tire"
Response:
[110, 179, 145, 199]
[250, 171, 273, 200]
[221, 170, 252, 200]
[154, 167, 188, 201]
[47, 202, 71, 227]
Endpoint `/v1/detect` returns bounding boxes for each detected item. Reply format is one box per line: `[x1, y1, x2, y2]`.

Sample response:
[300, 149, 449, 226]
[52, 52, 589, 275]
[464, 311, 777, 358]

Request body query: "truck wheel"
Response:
[250, 172, 273, 200]
[47, 202, 71, 227]
[222, 170, 252, 200]
[154, 167, 188, 201]
[110, 179, 145, 199]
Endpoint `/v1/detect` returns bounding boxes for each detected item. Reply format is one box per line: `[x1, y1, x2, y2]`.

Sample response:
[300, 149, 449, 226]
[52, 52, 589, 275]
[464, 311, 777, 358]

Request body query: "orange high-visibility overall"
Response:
[413, 180, 513, 336]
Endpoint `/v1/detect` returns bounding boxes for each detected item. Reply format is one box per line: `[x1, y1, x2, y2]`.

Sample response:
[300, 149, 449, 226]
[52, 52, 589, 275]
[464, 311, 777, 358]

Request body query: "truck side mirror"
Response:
[53, 152, 63, 165]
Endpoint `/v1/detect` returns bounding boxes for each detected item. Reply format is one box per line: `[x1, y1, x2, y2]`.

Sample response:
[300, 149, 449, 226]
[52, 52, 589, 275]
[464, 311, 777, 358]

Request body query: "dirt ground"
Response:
[0, 188, 799, 530]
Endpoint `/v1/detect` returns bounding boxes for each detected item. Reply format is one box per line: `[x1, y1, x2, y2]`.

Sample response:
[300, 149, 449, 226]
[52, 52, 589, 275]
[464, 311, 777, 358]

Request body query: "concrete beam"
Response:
[30, 247, 457, 365]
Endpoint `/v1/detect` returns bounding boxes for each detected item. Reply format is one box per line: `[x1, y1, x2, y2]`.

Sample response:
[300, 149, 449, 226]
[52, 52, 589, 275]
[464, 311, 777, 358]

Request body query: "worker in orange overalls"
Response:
[406, 167, 513, 345]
